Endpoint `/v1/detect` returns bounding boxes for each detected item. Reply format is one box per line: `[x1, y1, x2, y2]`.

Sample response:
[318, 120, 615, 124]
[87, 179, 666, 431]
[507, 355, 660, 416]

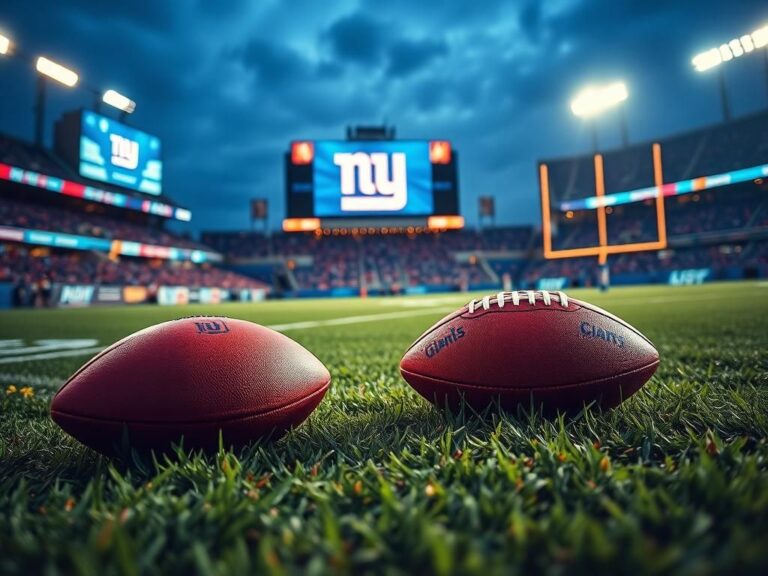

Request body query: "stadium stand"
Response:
[206, 112, 768, 293]
[2, 108, 768, 305]
[0, 132, 267, 306]
[0, 197, 205, 249]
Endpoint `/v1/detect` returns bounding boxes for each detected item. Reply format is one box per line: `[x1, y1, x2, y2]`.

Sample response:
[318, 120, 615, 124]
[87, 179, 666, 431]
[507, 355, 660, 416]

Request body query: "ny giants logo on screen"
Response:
[110, 134, 139, 170]
[333, 152, 408, 212]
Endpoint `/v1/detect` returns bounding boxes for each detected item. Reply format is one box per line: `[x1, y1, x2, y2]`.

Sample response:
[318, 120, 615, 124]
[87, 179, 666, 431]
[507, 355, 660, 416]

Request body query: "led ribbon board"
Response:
[558, 162, 768, 211]
[0, 162, 190, 221]
[0, 225, 220, 263]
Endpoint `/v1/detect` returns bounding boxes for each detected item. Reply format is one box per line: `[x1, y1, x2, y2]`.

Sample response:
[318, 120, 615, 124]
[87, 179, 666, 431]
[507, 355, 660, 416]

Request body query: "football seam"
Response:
[400, 358, 659, 393]
[51, 379, 330, 426]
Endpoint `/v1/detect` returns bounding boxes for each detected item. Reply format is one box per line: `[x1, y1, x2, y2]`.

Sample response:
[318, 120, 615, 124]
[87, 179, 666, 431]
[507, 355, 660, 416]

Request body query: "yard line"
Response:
[0, 307, 456, 365]
[0, 288, 758, 366]
[266, 306, 454, 331]
[0, 346, 106, 365]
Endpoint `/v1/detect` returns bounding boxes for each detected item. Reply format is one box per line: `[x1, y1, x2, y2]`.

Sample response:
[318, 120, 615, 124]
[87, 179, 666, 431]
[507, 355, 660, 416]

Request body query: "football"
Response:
[400, 291, 659, 413]
[51, 317, 330, 454]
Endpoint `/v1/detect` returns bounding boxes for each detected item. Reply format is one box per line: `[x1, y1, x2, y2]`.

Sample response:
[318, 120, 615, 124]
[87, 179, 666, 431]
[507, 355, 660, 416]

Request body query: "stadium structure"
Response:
[1, 102, 767, 307]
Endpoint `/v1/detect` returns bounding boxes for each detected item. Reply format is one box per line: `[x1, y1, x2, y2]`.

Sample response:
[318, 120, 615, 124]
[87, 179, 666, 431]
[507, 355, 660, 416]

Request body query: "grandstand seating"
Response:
[2, 109, 768, 302]
[0, 246, 266, 290]
[0, 197, 205, 249]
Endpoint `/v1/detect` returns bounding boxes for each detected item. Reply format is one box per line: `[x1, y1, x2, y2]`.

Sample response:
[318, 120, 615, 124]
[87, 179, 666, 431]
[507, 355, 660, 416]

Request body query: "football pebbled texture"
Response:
[400, 291, 659, 413]
[51, 317, 330, 454]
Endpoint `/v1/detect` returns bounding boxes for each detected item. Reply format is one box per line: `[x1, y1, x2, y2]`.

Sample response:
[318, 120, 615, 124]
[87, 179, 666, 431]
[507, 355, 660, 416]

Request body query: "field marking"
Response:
[266, 306, 454, 331]
[0, 307, 457, 365]
[376, 296, 468, 308]
[0, 287, 761, 369]
[0, 339, 99, 357]
[0, 346, 106, 365]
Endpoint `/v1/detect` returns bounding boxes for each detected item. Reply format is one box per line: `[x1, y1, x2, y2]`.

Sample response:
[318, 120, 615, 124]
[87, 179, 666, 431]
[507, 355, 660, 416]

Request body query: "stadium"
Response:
[1, 3, 767, 575]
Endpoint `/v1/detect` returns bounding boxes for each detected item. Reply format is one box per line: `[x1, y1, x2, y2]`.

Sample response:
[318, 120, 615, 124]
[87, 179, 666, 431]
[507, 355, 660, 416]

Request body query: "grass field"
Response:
[1, 282, 767, 575]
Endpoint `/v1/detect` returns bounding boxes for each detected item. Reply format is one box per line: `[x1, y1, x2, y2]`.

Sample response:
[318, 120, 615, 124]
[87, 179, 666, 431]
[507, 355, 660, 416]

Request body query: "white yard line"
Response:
[0, 346, 106, 365]
[0, 288, 760, 370]
[0, 307, 455, 366]
[265, 306, 453, 331]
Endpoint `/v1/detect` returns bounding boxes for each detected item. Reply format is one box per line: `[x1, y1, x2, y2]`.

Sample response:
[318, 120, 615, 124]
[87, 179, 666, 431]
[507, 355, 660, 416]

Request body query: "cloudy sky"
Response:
[1, 0, 766, 232]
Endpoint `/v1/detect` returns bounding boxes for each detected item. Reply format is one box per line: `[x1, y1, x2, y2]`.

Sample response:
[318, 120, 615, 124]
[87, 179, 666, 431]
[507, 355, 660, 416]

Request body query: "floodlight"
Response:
[103, 89, 136, 114]
[753, 25, 768, 48]
[570, 82, 628, 118]
[35, 56, 78, 87]
[692, 24, 768, 71]
[0, 33, 10, 56]
[692, 48, 722, 72]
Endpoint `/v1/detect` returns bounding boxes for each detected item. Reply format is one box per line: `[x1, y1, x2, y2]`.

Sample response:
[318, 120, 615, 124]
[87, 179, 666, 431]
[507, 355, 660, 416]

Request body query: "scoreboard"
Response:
[55, 110, 163, 196]
[285, 139, 461, 230]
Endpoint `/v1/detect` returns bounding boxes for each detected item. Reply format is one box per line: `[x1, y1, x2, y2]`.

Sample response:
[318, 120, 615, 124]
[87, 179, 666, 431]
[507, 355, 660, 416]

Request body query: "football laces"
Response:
[468, 291, 569, 313]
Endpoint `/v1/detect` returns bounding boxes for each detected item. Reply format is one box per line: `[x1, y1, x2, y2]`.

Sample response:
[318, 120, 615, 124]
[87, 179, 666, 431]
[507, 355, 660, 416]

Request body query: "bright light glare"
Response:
[35, 56, 78, 87]
[728, 39, 744, 58]
[103, 89, 136, 114]
[693, 24, 768, 71]
[0, 34, 10, 55]
[570, 82, 628, 118]
[692, 48, 722, 72]
[754, 25, 768, 48]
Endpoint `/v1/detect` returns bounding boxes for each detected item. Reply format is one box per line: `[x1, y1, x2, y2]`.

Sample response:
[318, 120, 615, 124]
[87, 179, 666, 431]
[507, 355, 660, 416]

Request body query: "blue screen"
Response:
[313, 141, 433, 217]
[79, 111, 163, 195]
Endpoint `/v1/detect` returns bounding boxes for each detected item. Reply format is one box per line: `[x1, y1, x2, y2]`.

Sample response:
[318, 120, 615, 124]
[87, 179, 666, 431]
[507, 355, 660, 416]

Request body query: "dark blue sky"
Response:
[1, 0, 766, 232]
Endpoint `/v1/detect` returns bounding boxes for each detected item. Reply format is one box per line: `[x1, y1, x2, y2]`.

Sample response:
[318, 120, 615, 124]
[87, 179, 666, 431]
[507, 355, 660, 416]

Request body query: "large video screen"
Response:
[78, 111, 163, 195]
[286, 139, 459, 219]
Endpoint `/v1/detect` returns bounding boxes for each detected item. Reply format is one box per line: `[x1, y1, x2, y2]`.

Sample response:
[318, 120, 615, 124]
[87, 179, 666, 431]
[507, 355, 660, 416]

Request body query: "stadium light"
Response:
[33, 57, 79, 146]
[0, 33, 11, 56]
[35, 56, 79, 87]
[102, 89, 136, 114]
[570, 82, 629, 150]
[692, 23, 768, 122]
[692, 24, 768, 71]
[570, 82, 628, 118]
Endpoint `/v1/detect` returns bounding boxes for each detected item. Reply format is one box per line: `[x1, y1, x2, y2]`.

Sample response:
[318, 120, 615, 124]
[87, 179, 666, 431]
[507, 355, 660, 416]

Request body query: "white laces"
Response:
[468, 291, 569, 313]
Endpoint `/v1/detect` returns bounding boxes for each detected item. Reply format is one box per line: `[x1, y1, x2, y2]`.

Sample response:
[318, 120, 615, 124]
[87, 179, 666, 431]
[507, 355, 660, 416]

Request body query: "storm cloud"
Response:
[0, 0, 765, 231]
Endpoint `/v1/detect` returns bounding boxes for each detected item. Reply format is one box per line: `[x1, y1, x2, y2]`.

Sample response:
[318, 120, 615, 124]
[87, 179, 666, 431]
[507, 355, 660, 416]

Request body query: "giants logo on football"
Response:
[109, 134, 139, 170]
[194, 320, 230, 335]
[333, 152, 408, 212]
[425, 326, 466, 358]
[579, 321, 625, 348]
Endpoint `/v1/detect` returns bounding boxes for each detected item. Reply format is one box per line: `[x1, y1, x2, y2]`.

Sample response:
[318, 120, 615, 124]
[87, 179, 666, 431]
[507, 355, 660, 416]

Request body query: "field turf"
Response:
[0, 282, 767, 575]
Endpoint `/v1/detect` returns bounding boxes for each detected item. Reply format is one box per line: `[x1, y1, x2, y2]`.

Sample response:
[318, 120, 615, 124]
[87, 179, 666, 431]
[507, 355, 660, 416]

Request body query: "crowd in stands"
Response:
[552, 184, 768, 248]
[519, 241, 768, 286]
[0, 246, 266, 306]
[0, 198, 204, 250]
[2, 109, 768, 301]
[203, 226, 533, 290]
[203, 180, 767, 291]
